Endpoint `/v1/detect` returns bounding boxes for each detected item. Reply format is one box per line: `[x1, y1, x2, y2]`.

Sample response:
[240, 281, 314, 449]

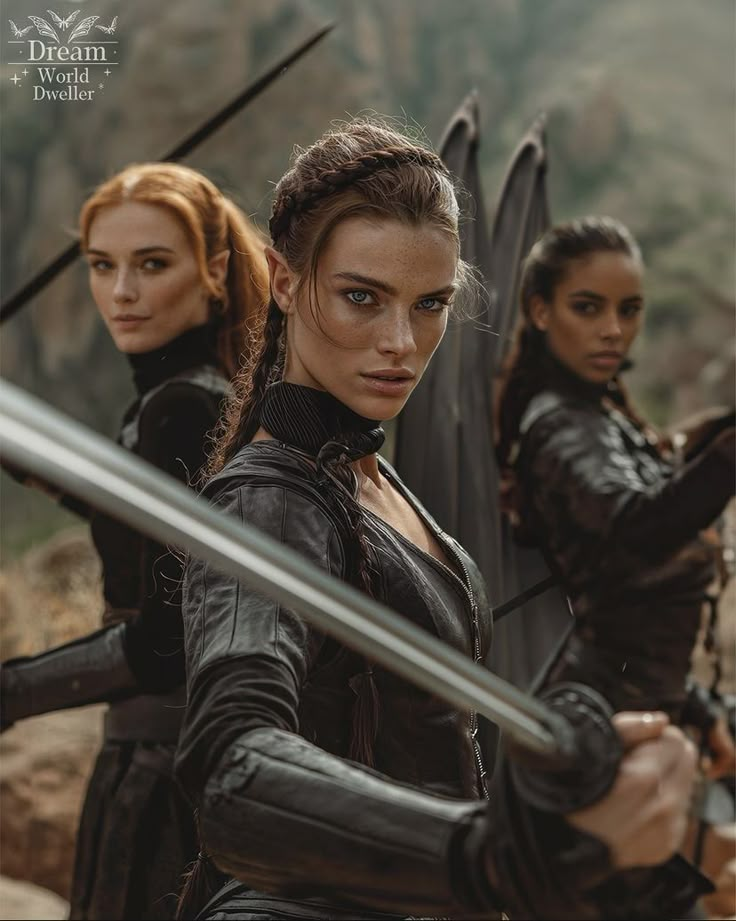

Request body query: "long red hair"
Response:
[80, 162, 269, 378]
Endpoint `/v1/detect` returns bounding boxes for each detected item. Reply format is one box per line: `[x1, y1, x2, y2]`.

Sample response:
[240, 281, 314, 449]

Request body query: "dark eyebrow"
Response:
[568, 289, 605, 302]
[333, 271, 456, 299]
[85, 246, 176, 256]
[333, 272, 398, 296]
[568, 289, 643, 304]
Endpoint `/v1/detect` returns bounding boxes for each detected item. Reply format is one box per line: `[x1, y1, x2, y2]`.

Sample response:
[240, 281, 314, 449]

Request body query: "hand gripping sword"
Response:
[0, 379, 621, 812]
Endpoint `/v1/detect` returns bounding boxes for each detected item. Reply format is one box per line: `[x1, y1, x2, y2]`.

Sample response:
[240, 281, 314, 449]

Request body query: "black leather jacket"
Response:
[515, 379, 734, 718]
[1, 324, 229, 737]
[174, 440, 626, 920]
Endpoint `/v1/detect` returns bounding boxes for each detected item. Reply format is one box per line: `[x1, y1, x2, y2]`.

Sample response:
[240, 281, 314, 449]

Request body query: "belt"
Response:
[104, 685, 187, 742]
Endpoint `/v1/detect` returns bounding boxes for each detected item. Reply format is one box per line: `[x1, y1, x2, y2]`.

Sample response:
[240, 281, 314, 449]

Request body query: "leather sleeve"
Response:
[191, 724, 617, 919]
[175, 478, 619, 918]
[174, 479, 502, 915]
[0, 383, 223, 722]
[136, 382, 223, 485]
[519, 404, 734, 567]
[0, 622, 138, 728]
[198, 726, 499, 917]
[121, 383, 224, 692]
[175, 481, 344, 792]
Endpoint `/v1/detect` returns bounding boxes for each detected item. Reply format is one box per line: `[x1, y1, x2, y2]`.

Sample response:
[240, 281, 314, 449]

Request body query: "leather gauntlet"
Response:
[681, 680, 721, 734]
[1, 622, 138, 729]
[197, 727, 499, 918]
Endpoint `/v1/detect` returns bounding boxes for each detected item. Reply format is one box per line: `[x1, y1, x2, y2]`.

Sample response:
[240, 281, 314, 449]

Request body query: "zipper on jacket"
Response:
[374, 460, 491, 801]
[439, 535, 490, 800]
[231, 450, 492, 800]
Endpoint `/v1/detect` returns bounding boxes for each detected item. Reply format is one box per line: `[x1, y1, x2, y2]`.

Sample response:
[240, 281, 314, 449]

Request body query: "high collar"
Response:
[127, 323, 220, 395]
[260, 381, 385, 462]
[539, 344, 621, 405]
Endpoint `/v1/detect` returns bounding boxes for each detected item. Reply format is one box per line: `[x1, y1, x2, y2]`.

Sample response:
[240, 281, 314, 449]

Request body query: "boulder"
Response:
[0, 529, 103, 899]
[0, 875, 69, 921]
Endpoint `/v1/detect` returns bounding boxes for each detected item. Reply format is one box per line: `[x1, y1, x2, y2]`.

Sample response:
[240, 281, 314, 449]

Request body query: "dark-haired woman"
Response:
[495, 216, 735, 778]
[0, 163, 269, 920]
[173, 124, 699, 921]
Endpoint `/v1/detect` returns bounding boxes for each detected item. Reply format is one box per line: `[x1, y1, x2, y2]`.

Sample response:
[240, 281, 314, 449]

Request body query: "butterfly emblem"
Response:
[68, 15, 99, 42]
[46, 9, 80, 30]
[95, 16, 117, 35]
[28, 15, 60, 43]
[8, 20, 33, 38]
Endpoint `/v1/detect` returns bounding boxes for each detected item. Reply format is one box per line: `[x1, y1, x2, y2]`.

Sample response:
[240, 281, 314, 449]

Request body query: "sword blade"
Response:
[0, 379, 559, 758]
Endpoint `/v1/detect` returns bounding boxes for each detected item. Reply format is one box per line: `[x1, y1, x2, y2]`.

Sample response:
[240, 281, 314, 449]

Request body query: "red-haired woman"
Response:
[1, 162, 268, 920]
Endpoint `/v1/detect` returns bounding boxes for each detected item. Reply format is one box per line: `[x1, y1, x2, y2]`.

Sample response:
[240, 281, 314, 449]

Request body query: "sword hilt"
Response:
[507, 682, 623, 812]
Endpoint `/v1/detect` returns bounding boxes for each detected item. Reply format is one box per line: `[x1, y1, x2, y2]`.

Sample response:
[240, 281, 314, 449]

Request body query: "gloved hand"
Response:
[673, 407, 735, 463]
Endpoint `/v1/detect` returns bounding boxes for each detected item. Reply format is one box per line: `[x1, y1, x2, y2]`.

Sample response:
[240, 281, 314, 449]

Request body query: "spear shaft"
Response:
[0, 24, 334, 323]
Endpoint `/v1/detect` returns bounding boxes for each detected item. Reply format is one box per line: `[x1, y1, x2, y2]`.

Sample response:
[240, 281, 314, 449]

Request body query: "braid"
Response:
[270, 147, 449, 243]
[496, 324, 546, 471]
[206, 299, 284, 477]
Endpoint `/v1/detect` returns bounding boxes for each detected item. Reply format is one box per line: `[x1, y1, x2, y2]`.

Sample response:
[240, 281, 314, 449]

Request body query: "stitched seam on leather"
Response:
[229, 736, 474, 823]
[228, 489, 243, 651]
[273, 486, 286, 654]
[199, 557, 208, 667]
[212, 758, 456, 859]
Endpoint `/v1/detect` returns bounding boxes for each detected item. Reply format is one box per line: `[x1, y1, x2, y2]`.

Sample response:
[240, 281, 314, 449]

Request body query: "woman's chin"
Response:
[352, 392, 412, 423]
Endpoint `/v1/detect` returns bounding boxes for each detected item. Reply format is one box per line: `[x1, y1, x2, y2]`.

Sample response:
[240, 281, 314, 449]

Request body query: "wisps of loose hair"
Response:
[80, 162, 269, 379]
[495, 215, 655, 489]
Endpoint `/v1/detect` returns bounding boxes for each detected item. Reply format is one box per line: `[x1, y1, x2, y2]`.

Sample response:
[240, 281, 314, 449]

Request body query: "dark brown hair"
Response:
[177, 116, 467, 921]
[80, 162, 269, 378]
[495, 215, 648, 472]
[208, 117, 469, 474]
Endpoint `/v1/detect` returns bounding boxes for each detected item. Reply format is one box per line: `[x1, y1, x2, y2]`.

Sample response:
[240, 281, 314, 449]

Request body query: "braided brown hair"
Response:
[208, 116, 464, 748]
[182, 117, 465, 921]
[269, 145, 450, 243]
[208, 117, 464, 475]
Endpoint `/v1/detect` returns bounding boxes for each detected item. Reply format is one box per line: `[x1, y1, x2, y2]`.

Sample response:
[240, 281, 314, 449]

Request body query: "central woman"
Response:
[174, 119, 696, 920]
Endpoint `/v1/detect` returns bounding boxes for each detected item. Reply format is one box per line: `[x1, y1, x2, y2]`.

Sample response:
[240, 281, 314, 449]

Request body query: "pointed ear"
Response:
[528, 295, 550, 332]
[207, 249, 230, 294]
[266, 246, 296, 315]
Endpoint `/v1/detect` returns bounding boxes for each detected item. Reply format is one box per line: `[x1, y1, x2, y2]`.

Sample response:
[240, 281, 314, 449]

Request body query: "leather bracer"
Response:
[1, 622, 138, 728]
[198, 727, 499, 918]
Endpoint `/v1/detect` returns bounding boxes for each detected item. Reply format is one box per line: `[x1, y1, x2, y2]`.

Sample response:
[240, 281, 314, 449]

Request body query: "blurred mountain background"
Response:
[1, 0, 734, 559]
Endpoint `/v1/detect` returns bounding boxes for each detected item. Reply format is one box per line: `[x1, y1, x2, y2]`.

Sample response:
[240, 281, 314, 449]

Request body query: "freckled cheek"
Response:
[305, 307, 378, 350]
[416, 322, 445, 364]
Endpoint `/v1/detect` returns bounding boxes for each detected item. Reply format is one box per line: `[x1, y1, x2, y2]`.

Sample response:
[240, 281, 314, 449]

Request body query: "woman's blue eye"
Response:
[89, 259, 112, 272]
[142, 257, 167, 271]
[417, 297, 448, 312]
[346, 290, 374, 305]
